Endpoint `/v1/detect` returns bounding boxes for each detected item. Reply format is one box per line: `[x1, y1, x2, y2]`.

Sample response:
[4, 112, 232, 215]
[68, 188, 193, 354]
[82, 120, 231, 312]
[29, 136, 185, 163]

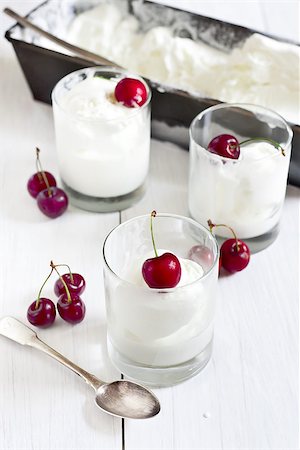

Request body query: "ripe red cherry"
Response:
[141, 211, 181, 289]
[218, 256, 222, 273]
[27, 171, 56, 198]
[207, 219, 250, 274]
[208, 134, 240, 159]
[37, 187, 68, 218]
[115, 77, 147, 107]
[188, 245, 214, 270]
[57, 293, 86, 324]
[54, 273, 85, 297]
[220, 239, 250, 273]
[27, 298, 56, 328]
[142, 252, 181, 289]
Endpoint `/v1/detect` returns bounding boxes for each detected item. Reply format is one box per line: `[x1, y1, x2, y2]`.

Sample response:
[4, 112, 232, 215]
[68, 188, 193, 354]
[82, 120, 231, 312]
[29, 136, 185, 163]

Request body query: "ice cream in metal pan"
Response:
[5, 0, 300, 186]
[67, 3, 300, 126]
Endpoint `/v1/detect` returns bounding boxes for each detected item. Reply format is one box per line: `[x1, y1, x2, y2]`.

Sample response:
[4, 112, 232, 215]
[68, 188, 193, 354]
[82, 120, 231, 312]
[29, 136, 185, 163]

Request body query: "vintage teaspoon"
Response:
[0, 317, 160, 419]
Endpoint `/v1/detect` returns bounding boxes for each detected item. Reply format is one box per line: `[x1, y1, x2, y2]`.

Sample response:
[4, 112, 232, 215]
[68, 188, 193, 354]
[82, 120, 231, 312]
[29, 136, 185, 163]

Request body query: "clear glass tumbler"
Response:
[52, 67, 151, 212]
[188, 104, 293, 252]
[103, 213, 219, 387]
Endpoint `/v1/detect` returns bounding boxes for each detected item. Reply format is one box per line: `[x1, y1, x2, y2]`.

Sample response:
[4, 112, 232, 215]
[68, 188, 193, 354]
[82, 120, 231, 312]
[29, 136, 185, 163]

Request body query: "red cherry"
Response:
[208, 134, 240, 159]
[27, 298, 56, 327]
[27, 171, 56, 198]
[37, 187, 68, 218]
[220, 239, 250, 273]
[54, 273, 86, 297]
[115, 77, 147, 107]
[188, 245, 214, 270]
[142, 252, 181, 289]
[218, 257, 222, 275]
[57, 293, 86, 324]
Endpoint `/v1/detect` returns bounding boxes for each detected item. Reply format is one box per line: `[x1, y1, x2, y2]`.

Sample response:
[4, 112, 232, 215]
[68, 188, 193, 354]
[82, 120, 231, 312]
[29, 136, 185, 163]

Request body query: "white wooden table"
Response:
[0, 1, 299, 449]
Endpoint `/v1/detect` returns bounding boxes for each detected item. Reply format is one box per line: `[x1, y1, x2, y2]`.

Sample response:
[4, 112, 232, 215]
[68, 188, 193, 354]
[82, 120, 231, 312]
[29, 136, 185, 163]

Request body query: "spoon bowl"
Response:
[96, 380, 160, 419]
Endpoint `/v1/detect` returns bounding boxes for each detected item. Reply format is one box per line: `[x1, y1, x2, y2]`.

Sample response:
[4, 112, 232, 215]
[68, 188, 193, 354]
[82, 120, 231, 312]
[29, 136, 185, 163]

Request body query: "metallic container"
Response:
[5, 0, 300, 186]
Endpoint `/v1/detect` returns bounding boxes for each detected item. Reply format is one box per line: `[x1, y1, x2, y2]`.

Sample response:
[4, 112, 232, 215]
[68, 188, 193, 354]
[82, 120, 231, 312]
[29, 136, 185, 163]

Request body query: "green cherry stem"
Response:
[207, 219, 240, 252]
[53, 264, 74, 284]
[36, 147, 52, 196]
[50, 261, 72, 304]
[35, 267, 54, 310]
[150, 210, 158, 258]
[238, 138, 286, 156]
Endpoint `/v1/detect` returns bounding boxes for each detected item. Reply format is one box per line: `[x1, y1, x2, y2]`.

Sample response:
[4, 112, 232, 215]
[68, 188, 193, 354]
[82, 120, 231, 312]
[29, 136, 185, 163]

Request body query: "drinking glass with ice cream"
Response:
[188, 103, 293, 252]
[103, 213, 219, 387]
[52, 67, 151, 212]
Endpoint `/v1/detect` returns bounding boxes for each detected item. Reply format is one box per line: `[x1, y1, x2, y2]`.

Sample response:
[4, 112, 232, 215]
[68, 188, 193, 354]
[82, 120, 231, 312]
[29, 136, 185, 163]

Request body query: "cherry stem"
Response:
[35, 267, 54, 310]
[53, 264, 74, 284]
[36, 147, 42, 178]
[50, 261, 72, 304]
[36, 147, 52, 196]
[150, 210, 158, 258]
[207, 219, 240, 252]
[238, 138, 285, 156]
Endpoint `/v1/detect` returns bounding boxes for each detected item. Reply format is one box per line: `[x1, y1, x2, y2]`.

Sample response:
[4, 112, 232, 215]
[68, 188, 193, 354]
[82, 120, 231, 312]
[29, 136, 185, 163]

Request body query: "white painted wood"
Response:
[260, 1, 300, 41]
[152, 0, 300, 41]
[0, 4, 121, 449]
[0, 1, 299, 449]
[121, 145, 299, 450]
[152, 0, 265, 32]
[122, 3, 299, 448]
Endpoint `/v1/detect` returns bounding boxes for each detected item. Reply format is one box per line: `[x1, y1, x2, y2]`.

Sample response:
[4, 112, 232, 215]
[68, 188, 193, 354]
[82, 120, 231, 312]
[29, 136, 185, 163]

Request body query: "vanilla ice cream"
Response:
[107, 251, 216, 367]
[67, 3, 300, 125]
[52, 68, 151, 199]
[103, 213, 219, 385]
[189, 140, 291, 239]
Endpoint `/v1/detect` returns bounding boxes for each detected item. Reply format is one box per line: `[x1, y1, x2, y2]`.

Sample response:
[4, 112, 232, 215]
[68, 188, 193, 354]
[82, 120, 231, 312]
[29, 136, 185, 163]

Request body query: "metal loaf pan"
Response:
[5, 0, 300, 186]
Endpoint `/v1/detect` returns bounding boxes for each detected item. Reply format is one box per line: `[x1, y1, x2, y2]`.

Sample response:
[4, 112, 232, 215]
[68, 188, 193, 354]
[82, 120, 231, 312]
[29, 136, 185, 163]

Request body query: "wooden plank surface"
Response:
[0, 1, 299, 449]
[1, 4, 121, 449]
[122, 143, 299, 450]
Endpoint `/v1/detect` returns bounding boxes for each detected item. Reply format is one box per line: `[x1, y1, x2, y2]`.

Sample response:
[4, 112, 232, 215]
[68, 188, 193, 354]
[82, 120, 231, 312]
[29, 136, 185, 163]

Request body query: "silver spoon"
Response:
[3, 8, 123, 69]
[0, 316, 160, 419]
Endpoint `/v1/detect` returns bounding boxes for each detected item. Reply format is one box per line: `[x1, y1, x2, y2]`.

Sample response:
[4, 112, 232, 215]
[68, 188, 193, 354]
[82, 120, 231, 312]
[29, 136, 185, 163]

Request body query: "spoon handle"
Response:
[0, 316, 103, 391]
[3, 7, 123, 69]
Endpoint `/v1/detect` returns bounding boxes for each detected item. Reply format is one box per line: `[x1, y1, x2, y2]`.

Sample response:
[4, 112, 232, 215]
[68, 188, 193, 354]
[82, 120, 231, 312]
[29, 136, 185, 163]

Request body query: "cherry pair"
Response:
[27, 262, 86, 328]
[141, 210, 250, 292]
[27, 148, 68, 219]
[187, 223, 250, 274]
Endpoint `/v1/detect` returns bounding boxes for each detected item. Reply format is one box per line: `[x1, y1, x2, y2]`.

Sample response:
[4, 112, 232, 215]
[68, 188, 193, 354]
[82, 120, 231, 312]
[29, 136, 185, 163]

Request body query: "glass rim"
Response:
[51, 66, 152, 123]
[102, 213, 219, 292]
[189, 102, 293, 163]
